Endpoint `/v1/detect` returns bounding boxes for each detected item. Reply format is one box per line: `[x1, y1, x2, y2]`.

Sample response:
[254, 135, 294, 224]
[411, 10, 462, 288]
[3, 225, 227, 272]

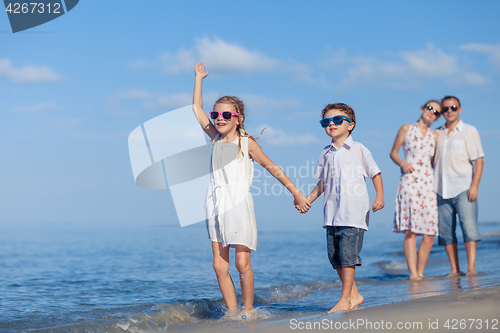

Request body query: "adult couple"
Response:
[391, 96, 484, 280]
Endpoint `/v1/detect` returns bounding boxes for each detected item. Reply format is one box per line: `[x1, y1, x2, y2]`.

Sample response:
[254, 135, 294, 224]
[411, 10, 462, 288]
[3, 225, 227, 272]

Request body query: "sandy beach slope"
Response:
[200, 286, 499, 333]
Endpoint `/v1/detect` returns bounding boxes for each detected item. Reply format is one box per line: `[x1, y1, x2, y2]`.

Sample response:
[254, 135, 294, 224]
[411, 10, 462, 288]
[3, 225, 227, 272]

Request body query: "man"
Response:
[434, 96, 484, 276]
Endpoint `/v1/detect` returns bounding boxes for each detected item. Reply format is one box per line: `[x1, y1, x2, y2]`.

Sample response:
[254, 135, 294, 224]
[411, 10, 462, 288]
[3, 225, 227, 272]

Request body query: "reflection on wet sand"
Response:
[408, 278, 440, 299]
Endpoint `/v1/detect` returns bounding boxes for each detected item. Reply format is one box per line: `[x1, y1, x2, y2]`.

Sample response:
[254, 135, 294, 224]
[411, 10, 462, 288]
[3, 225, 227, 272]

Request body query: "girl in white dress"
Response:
[193, 62, 310, 314]
[390, 100, 441, 280]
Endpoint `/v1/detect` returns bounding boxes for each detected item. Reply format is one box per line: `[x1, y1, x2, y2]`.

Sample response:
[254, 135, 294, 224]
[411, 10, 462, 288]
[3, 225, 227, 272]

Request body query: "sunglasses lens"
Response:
[332, 116, 344, 125]
[443, 105, 458, 112]
[222, 112, 232, 120]
[210, 111, 218, 119]
[320, 119, 330, 128]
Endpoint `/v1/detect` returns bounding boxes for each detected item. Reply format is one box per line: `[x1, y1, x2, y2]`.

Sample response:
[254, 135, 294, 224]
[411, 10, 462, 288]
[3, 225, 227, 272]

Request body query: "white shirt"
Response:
[434, 120, 484, 199]
[313, 136, 381, 230]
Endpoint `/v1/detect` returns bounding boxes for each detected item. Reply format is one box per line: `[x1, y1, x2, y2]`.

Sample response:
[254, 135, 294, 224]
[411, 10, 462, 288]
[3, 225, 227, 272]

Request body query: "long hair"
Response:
[213, 96, 262, 158]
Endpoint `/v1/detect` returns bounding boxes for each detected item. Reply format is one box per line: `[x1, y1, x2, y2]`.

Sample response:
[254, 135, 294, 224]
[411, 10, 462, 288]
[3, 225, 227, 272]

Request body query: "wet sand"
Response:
[199, 286, 500, 332]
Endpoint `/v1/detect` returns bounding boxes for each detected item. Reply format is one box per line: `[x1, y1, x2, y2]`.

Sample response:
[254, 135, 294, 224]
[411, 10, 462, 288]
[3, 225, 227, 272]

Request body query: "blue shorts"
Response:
[437, 190, 481, 245]
[326, 226, 364, 269]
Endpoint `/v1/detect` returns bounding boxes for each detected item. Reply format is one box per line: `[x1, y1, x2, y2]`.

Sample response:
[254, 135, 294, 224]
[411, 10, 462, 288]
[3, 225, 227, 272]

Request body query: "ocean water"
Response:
[1, 221, 500, 332]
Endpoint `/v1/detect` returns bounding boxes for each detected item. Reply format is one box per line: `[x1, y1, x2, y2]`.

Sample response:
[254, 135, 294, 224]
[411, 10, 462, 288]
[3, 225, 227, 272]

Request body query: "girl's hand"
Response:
[372, 197, 385, 212]
[195, 62, 209, 79]
[294, 193, 311, 214]
[400, 161, 415, 174]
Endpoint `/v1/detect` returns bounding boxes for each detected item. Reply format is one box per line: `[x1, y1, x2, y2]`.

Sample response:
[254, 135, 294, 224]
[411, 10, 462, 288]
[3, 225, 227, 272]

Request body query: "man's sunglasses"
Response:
[424, 104, 441, 117]
[442, 105, 458, 113]
[209, 111, 239, 120]
[320, 115, 352, 128]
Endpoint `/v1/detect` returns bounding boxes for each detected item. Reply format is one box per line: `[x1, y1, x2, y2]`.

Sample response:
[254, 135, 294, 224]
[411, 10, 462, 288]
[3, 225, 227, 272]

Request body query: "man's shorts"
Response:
[326, 226, 364, 270]
[437, 190, 481, 245]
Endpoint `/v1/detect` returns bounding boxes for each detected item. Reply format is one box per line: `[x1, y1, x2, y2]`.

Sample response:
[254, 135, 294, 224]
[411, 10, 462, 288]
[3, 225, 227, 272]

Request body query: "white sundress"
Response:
[205, 135, 257, 251]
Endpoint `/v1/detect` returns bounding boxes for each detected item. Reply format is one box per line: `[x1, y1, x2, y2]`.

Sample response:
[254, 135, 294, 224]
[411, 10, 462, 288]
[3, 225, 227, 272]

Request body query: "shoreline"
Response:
[199, 286, 500, 332]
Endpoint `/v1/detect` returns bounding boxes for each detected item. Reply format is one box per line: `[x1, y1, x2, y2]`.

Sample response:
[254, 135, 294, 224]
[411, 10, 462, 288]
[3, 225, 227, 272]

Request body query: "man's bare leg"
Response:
[464, 241, 477, 276]
[444, 243, 463, 277]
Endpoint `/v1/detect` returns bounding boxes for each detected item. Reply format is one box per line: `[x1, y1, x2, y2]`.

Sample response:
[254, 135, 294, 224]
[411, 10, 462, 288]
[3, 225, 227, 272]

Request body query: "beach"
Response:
[245, 284, 500, 333]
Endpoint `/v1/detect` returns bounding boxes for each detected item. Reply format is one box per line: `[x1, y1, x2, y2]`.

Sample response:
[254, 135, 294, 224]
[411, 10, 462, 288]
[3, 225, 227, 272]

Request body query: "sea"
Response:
[1, 221, 500, 332]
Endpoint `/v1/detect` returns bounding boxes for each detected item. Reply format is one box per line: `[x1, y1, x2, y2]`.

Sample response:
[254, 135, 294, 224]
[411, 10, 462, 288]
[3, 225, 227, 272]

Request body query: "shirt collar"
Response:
[442, 119, 463, 132]
[330, 135, 353, 151]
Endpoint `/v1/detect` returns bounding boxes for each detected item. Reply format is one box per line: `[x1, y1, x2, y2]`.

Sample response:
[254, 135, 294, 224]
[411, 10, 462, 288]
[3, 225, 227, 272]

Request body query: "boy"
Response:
[301, 103, 384, 312]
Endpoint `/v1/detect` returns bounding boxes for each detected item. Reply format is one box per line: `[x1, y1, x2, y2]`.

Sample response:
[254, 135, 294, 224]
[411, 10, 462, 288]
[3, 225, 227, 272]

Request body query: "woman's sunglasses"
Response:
[442, 105, 458, 113]
[209, 111, 239, 120]
[424, 104, 441, 117]
[320, 115, 352, 128]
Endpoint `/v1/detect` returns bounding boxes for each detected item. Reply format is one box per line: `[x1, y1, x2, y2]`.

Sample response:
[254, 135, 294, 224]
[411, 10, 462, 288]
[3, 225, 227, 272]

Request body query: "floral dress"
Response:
[393, 124, 438, 235]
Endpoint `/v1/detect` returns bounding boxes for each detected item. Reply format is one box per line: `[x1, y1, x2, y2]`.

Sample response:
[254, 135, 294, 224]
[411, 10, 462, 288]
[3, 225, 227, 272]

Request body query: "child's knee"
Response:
[235, 256, 251, 273]
[213, 258, 229, 275]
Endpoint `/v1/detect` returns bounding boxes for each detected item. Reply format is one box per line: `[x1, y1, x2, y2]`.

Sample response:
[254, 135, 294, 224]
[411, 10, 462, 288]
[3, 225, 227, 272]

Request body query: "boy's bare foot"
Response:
[446, 271, 465, 278]
[350, 294, 364, 309]
[328, 299, 351, 313]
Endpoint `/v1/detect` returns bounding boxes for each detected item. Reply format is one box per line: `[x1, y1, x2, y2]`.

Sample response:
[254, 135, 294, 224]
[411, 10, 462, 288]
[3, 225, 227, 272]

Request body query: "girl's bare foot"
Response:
[328, 299, 351, 313]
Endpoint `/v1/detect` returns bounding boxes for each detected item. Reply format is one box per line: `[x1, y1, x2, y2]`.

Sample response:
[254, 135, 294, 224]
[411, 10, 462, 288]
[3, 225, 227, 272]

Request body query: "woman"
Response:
[390, 100, 441, 280]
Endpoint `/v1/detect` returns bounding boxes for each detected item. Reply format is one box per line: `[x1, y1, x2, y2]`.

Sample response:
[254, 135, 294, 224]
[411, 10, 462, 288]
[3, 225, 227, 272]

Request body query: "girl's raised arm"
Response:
[248, 138, 310, 213]
[193, 62, 218, 140]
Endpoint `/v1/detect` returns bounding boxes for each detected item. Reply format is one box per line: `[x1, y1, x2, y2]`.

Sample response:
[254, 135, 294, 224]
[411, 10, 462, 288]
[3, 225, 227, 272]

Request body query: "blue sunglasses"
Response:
[320, 115, 352, 128]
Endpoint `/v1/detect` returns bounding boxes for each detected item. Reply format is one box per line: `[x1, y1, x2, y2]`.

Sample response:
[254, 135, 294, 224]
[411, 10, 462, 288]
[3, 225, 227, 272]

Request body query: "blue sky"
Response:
[1, 1, 499, 231]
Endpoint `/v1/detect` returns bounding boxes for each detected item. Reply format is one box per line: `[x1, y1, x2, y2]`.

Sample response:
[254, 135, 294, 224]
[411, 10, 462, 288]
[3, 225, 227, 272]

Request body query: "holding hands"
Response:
[294, 193, 310, 214]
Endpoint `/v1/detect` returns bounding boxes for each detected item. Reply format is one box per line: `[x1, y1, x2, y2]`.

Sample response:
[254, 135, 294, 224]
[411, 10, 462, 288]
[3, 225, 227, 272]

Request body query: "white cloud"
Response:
[161, 47, 197, 75]
[321, 44, 489, 90]
[14, 102, 58, 114]
[106, 89, 192, 111]
[161, 37, 279, 75]
[115, 89, 152, 100]
[249, 124, 320, 146]
[132, 36, 313, 82]
[0, 59, 63, 83]
[106, 89, 303, 118]
[239, 94, 301, 114]
[127, 59, 148, 70]
[143, 93, 192, 109]
[461, 43, 500, 69]
[196, 37, 278, 73]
